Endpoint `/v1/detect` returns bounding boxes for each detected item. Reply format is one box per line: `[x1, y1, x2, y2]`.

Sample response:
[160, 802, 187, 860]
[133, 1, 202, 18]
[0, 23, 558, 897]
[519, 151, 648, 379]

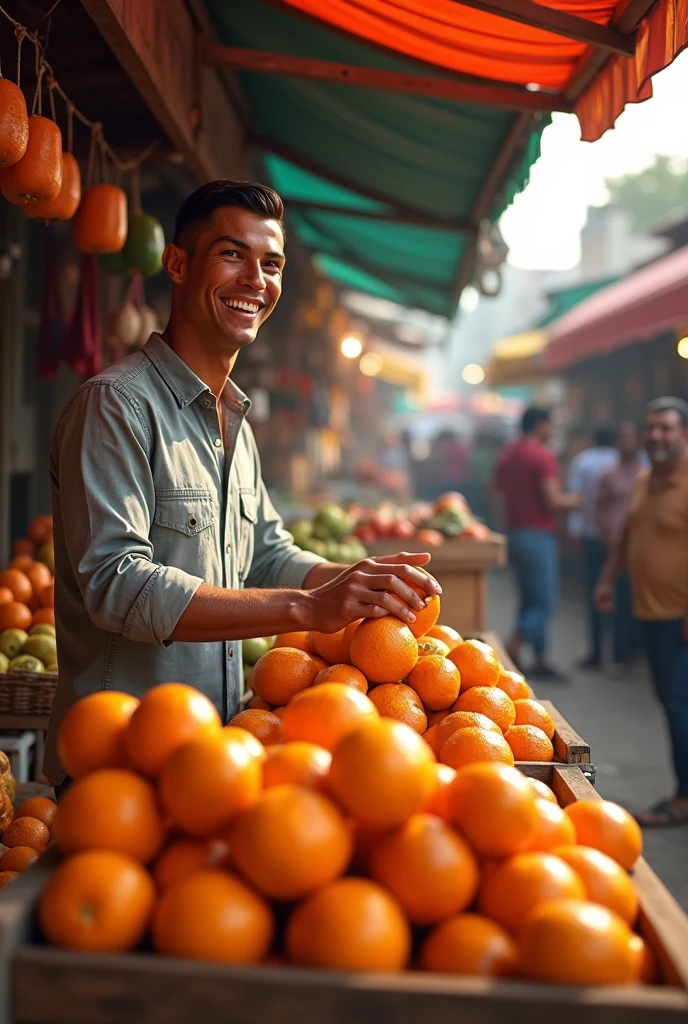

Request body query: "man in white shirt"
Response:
[567, 426, 618, 669]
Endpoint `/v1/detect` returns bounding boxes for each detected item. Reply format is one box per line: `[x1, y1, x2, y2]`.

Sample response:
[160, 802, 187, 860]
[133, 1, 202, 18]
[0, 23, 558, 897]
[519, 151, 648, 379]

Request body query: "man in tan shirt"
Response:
[596, 397, 688, 826]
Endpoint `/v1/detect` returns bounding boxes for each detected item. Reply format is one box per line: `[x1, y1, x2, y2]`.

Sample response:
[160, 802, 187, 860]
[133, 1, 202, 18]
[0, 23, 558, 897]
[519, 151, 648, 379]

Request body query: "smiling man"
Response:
[45, 181, 438, 789]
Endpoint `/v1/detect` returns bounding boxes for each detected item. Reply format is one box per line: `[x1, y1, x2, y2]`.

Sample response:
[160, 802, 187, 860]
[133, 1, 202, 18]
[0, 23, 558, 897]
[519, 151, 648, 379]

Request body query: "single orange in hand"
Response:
[527, 778, 558, 804]
[0, 845, 40, 873]
[505, 724, 554, 762]
[0, 871, 19, 889]
[285, 876, 411, 972]
[153, 838, 231, 890]
[282, 683, 378, 751]
[427, 624, 462, 650]
[552, 845, 639, 926]
[419, 913, 518, 976]
[454, 686, 516, 733]
[311, 621, 361, 664]
[513, 699, 555, 739]
[479, 852, 585, 934]
[564, 800, 642, 870]
[525, 798, 577, 851]
[231, 785, 352, 901]
[125, 683, 221, 778]
[407, 656, 461, 710]
[14, 796, 57, 831]
[496, 669, 531, 701]
[370, 813, 479, 925]
[434, 710, 501, 753]
[396, 582, 440, 639]
[448, 639, 500, 690]
[349, 617, 418, 683]
[368, 682, 427, 734]
[53, 768, 166, 863]
[328, 719, 436, 828]
[314, 663, 368, 692]
[261, 741, 332, 789]
[38, 849, 155, 952]
[252, 647, 320, 706]
[2, 816, 49, 851]
[58, 691, 140, 779]
[423, 762, 456, 816]
[229, 709, 283, 745]
[152, 870, 274, 964]
[273, 631, 316, 654]
[445, 762, 538, 858]
[440, 726, 515, 770]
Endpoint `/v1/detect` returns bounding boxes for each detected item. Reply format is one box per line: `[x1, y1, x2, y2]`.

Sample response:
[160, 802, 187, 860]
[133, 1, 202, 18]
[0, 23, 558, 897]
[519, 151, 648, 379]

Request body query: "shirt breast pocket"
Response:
[152, 489, 217, 576]
[238, 488, 257, 582]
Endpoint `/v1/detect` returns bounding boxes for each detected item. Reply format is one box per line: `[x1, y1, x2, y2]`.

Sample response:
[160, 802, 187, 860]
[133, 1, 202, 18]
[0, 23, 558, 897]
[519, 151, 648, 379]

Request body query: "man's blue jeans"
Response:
[508, 529, 558, 657]
[642, 619, 688, 796]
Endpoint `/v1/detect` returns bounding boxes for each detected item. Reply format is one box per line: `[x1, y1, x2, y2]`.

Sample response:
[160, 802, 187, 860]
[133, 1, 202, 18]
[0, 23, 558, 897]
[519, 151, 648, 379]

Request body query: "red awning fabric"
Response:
[544, 245, 688, 371]
[279, 0, 688, 141]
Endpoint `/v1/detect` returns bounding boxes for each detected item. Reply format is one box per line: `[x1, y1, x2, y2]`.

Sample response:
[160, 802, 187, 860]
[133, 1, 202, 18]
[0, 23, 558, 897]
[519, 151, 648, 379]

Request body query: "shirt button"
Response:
[228, 648, 234, 659]
[203, 398, 212, 408]
[226, 543, 231, 553]
[214, 437, 222, 448]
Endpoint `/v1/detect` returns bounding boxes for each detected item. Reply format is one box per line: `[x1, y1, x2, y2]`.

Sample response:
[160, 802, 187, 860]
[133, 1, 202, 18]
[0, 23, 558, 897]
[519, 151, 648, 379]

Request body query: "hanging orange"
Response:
[0, 80, 29, 167]
[72, 184, 127, 254]
[26, 152, 81, 221]
[0, 116, 62, 204]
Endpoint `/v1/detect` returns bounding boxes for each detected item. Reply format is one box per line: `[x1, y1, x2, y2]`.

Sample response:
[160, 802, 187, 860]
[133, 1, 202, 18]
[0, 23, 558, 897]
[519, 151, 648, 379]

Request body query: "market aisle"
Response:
[487, 567, 688, 910]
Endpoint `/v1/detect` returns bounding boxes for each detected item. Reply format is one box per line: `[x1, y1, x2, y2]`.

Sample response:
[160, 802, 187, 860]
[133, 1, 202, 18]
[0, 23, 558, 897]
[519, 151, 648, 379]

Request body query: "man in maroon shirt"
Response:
[492, 407, 581, 681]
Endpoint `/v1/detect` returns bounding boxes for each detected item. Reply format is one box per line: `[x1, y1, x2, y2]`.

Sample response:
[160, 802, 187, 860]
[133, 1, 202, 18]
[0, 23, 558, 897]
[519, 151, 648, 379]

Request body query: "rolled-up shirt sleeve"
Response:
[54, 382, 203, 644]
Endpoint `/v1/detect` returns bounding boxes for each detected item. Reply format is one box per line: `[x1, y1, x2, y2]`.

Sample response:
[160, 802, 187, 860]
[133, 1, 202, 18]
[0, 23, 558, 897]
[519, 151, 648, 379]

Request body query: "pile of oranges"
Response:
[35, 677, 651, 987]
[0, 515, 55, 633]
[0, 795, 57, 887]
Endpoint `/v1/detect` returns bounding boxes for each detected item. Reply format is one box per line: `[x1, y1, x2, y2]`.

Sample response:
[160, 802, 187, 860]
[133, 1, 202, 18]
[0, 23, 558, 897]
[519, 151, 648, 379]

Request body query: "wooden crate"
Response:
[2, 766, 688, 1024]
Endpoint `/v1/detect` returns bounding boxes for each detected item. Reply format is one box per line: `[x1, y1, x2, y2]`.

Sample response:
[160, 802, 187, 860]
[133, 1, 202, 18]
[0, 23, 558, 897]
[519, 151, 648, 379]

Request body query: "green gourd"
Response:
[122, 212, 165, 275]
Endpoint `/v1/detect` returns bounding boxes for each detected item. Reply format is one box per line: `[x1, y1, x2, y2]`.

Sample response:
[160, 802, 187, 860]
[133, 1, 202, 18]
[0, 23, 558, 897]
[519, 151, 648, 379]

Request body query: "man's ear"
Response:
[162, 243, 186, 285]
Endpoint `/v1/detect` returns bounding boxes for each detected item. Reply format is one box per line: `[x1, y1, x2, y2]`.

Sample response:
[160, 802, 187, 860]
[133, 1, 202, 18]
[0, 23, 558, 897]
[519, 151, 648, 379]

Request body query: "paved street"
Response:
[487, 567, 688, 910]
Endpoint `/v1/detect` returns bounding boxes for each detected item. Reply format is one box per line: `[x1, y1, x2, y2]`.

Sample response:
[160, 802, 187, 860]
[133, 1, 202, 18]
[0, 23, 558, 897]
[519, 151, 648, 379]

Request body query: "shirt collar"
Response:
[143, 333, 251, 415]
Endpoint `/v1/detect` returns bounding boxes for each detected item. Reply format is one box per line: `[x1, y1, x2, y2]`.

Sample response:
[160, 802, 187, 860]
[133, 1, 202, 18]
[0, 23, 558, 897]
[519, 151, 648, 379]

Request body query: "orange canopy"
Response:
[281, 0, 688, 140]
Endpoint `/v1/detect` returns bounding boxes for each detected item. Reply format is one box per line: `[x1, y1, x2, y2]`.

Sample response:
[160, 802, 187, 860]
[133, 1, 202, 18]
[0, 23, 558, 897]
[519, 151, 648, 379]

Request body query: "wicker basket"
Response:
[0, 672, 58, 716]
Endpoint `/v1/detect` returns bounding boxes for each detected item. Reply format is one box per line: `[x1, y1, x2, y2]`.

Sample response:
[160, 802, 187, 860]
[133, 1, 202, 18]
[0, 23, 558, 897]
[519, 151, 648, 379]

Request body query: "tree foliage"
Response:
[605, 155, 688, 230]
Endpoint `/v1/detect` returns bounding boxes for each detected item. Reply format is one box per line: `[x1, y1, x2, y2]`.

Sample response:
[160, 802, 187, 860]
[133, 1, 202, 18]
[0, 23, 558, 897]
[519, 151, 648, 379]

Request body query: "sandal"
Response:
[635, 799, 688, 828]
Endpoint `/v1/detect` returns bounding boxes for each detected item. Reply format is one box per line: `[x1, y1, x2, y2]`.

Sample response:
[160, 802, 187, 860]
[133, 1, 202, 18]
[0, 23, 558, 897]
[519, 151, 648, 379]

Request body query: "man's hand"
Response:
[594, 580, 614, 615]
[302, 552, 441, 634]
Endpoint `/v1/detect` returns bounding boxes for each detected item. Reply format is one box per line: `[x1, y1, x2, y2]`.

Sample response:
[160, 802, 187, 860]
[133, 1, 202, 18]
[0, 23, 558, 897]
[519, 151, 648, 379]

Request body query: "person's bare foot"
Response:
[635, 795, 688, 827]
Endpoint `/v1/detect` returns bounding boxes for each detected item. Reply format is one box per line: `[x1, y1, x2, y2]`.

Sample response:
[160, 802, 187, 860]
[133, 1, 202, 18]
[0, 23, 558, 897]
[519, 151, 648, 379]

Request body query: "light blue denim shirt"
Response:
[44, 334, 324, 783]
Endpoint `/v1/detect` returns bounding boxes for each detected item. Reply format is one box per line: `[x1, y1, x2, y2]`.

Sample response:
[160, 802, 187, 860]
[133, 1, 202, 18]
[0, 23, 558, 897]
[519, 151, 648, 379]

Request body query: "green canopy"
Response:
[207, 0, 548, 316]
[537, 277, 619, 327]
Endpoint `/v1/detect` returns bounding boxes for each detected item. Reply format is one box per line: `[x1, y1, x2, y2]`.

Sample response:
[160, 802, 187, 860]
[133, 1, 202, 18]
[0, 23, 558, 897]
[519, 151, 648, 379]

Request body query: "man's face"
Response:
[617, 424, 639, 459]
[644, 410, 687, 465]
[168, 206, 285, 352]
[535, 419, 553, 443]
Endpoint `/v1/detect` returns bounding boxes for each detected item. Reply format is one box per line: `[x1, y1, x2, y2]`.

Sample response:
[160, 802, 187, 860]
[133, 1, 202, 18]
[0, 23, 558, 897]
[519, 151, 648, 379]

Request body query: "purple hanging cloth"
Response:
[35, 230, 64, 381]
[63, 254, 103, 378]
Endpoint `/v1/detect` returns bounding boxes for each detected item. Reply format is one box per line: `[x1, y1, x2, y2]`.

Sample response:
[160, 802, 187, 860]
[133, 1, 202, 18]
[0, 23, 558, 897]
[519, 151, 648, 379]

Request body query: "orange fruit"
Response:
[152, 870, 274, 964]
[310, 621, 361, 664]
[479, 852, 586, 934]
[434, 710, 501, 753]
[397, 585, 440, 639]
[454, 686, 516, 733]
[0, 871, 19, 889]
[368, 682, 427, 734]
[427, 624, 462, 650]
[423, 723, 441, 756]
[229, 709, 283, 745]
[32, 606, 55, 626]
[631, 933, 657, 983]
[310, 655, 329, 675]
[445, 762, 539, 858]
[513, 699, 555, 739]
[0, 586, 13, 606]
[53, 768, 166, 863]
[314, 663, 368, 692]
[262, 741, 332, 789]
[231, 785, 353, 900]
[24, 561, 52, 599]
[222, 725, 267, 762]
[552, 845, 639, 926]
[273, 631, 316, 653]
[407, 656, 461, 711]
[0, 845, 40, 873]
[39, 850, 155, 953]
[285, 876, 411, 972]
[14, 796, 57, 831]
[0, 601, 32, 631]
[2, 816, 49, 851]
[419, 913, 518, 976]
[426, 708, 451, 727]
[159, 731, 261, 837]
[28, 514, 53, 545]
[417, 637, 451, 658]
[252, 647, 319, 705]
[125, 683, 221, 778]
[349, 617, 418, 683]
[12, 538, 34, 557]
[246, 696, 272, 710]
[424, 762, 456, 816]
[440, 726, 515, 770]
[519, 899, 640, 985]
[328, 719, 436, 827]
[282, 683, 379, 751]
[448, 639, 500, 690]
[0, 568, 32, 604]
[526, 798, 577, 851]
[505, 725, 554, 762]
[496, 669, 531, 701]
[153, 838, 231, 890]
[564, 799, 642, 870]
[370, 813, 479, 924]
[58, 691, 140, 779]
[39, 581, 54, 608]
[8, 556, 33, 571]
[527, 777, 558, 803]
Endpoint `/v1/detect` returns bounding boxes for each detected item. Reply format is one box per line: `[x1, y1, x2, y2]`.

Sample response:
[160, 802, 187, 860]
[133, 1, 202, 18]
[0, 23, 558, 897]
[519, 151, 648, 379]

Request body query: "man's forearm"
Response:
[168, 583, 314, 643]
[598, 528, 628, 586]
[302, 562, 347, 588]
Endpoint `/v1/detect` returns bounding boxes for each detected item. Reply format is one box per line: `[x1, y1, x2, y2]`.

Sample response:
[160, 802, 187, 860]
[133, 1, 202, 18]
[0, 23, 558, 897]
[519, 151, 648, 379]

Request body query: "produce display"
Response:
[353, 493, 491, 547]
[288, 504, 368, 563]
[0, 516, 56, 674]
[0, 758, 56, 890]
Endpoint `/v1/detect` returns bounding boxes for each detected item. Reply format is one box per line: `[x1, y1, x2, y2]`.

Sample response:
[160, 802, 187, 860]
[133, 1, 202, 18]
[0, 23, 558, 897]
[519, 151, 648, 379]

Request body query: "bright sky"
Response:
[500, 50, 688, 270]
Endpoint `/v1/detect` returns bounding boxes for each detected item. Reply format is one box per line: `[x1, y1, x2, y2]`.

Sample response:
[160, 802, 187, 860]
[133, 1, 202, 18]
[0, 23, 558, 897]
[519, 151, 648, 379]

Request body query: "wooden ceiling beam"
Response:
[564, 0, 658, 101]
[448, 0, 635, 55]
[204, 46, 571, 113]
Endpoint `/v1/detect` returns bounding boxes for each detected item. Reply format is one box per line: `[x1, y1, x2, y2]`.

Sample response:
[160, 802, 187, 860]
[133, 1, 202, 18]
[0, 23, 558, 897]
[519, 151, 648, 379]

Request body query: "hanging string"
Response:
[66, 101, 73, 155]
[86, 124, 99, 188]
[31, 45, 44, 116]
[15, 26, 24, 87]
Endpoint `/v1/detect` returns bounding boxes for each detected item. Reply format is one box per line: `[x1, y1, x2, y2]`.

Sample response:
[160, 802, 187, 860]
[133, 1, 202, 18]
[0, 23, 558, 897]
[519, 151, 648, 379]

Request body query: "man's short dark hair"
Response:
[521, 406, 550, 434]
[646, 396, 688, 428]
[594, 426, 615, 447]
[173, 180, 284, 250]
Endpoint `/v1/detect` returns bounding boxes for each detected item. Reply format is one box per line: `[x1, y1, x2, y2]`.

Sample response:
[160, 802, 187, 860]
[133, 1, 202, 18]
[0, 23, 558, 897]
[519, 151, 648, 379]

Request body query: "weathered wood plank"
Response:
[540, 699, 591, 764]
